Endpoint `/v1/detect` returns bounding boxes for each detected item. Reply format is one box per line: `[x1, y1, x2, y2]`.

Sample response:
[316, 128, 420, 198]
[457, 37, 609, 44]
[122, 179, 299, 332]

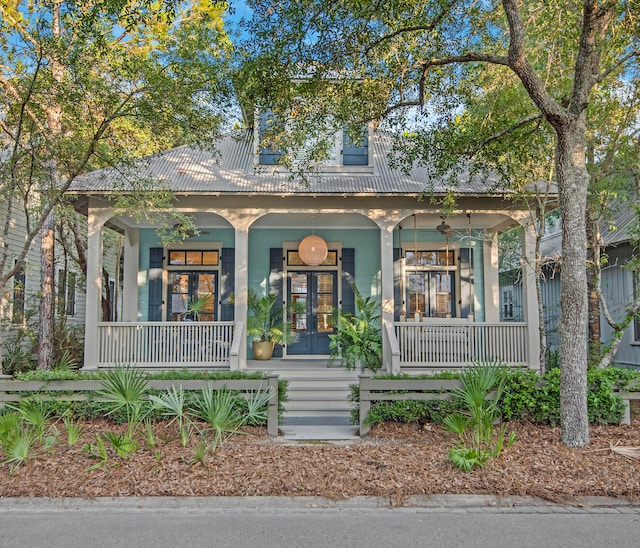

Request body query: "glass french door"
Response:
[406, 271, 456, 318]
[168, 272, 217, 321]
[287, 271, 337, 355]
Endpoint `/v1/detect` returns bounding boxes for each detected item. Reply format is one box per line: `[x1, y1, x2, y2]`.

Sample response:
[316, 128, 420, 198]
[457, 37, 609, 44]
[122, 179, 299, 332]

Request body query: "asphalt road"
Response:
[1, 501, 638, 548]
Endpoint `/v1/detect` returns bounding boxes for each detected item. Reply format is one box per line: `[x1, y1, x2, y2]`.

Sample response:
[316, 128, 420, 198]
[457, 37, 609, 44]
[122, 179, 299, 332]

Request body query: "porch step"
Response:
[247, 359, 358, 425]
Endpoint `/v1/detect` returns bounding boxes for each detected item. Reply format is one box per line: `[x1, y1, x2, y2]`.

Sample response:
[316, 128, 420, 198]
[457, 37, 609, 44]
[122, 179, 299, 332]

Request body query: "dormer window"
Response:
[342, 126, 369, 166]
[258, 112, 284, 165]
[257, 111, 369, 167]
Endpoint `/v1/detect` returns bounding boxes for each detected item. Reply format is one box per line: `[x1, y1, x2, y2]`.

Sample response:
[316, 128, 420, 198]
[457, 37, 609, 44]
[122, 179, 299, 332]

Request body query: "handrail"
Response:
[229, 320, 245, 371]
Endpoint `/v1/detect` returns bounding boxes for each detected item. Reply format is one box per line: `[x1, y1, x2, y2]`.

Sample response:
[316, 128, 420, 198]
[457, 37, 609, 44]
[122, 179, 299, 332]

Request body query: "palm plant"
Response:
[191, 386, 240, 448]
[98, 365, 149, 436]
[247, 289, 295, 344]
[149, 386, 194, 447]
[443, 361, 515, 471]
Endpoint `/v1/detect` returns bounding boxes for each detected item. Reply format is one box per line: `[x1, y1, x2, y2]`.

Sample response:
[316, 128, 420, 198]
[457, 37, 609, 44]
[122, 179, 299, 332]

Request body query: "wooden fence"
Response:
[0, 375, 280, 436]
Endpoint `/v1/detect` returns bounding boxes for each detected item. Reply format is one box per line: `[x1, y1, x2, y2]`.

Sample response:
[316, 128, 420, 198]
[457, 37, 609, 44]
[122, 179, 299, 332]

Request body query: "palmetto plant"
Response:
[149, 386, 194, 447]
[62, 416, 85, 447]
[5, 398, 52, 440]
[98, 365, 150, 436]
[191, 386, 241, 448]
[2, 429, 36, 472]
[240, 387, 274, 426]
[443, 361, 516, 471]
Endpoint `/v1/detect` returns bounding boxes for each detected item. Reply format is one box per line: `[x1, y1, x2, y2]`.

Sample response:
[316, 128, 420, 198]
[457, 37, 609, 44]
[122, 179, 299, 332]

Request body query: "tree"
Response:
[1, 1, 233, 366]
[241, 0, 639, 446]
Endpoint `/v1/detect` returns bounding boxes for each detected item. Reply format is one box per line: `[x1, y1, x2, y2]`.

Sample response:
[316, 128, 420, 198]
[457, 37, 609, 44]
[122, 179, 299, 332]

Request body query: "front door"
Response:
[287, 271, 337, 355]
[168, 272, 217, 321]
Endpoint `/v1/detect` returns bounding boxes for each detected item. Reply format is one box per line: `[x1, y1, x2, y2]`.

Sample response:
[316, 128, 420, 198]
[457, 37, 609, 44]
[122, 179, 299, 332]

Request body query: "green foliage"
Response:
[191, 386, 241, 447]
[149, 386, 193, 447]
[238, 387, 273, 426]
[5, 398, 52, 440]
[62, 416, 84, 446]
[1, 340, 36, 376]
[98, 366, 150, 435]
[102, 431, 140, 458]
[247, 289, 297, 344]
[443, 363, 515, 471]
[329, 287, 382, 371]
[83, 434, 109, 471]
[0, 412, 23, 450]
[2, 429, 36, 471]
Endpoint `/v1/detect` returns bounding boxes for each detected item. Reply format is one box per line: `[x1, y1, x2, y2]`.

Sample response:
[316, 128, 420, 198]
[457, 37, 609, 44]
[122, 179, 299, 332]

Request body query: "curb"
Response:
[0, 495, 637, 512]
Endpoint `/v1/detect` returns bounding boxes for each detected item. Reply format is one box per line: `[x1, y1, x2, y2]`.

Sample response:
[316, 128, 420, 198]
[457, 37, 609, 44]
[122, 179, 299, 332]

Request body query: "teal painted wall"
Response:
[248, 228, 380, 298]
[138, 227, 235, 321]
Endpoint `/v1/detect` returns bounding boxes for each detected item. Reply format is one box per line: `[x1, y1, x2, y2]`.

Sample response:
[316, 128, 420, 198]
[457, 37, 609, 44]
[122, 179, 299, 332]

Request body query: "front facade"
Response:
[71, 130, 542, 373]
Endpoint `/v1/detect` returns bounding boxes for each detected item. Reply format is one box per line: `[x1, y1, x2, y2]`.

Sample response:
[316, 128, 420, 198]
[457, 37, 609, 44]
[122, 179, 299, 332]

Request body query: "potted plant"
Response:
[247, 289, 298, 360]
[328, 287, 382, 371]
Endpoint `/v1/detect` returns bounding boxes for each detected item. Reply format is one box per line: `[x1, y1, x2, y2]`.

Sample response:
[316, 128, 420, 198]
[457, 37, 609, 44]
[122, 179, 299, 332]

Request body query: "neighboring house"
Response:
[500, 207, 640, 369]
[0, 197, 121, 365]
[69, 124, 545, 374]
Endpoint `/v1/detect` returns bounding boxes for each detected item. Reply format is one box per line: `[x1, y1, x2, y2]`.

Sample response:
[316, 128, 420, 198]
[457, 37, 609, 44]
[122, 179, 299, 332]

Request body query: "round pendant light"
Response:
[298, 234, 328, 266]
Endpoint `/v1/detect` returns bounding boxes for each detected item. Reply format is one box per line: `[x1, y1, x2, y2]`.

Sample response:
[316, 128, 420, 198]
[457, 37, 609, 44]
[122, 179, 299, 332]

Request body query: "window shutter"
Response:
[459, 248, 474, 318]
[220, 248, 235, 321]
[269, 248, 284, 357]
[148, 247, 163, 321]
[393, 248, 402, 320]
[341, 248, 355, 315]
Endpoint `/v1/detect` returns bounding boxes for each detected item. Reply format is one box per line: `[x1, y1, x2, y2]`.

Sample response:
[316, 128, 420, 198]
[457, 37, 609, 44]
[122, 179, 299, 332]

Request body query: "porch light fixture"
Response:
[298, 234, 328, 266]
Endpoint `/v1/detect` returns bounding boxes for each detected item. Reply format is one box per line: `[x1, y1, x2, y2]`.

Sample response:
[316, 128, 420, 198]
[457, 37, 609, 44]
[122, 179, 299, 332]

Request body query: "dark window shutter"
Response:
[259, 112, 284, 165]
[220, 248, 235, 321]
[341, 248, 355, 315]
[342, 126, 368, 165]
[269, 248, 284, 357]
[459, 247, 474, 318]
[148, 247, 163, 321]
[393, 248, 402, 320]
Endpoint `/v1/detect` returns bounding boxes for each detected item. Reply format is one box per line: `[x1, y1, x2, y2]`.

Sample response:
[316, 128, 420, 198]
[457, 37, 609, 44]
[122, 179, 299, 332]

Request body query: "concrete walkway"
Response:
[279, 424, 359, 441]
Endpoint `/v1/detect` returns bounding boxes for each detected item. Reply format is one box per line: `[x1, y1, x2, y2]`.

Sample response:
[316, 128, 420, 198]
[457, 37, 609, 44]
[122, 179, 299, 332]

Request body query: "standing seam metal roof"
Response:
[70, 131, 508, 195]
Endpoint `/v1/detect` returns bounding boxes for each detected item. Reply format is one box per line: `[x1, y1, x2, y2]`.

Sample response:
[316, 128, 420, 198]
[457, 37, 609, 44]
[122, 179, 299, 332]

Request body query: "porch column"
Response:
[83, 201, 113, 370]
[483, 231, 500, 323]
[522, 222, 542, 370]
[379, 220, 399, 374]
[122, 227, 139, 322]
[233, 224, 249, 370]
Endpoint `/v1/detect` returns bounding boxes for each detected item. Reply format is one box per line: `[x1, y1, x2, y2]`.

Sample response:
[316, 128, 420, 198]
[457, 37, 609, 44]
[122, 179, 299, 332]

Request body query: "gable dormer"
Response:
[255, 110, 372, 171]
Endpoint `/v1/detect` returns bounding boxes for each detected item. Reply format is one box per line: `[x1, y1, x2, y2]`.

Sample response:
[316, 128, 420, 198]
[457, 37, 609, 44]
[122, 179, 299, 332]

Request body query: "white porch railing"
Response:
[395, 321, 529, 367]
[97, 322, 235, 368]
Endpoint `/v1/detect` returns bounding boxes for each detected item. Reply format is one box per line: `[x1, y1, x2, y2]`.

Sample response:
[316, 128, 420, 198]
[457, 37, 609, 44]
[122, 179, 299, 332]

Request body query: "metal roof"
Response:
[69, 131, 518, 196]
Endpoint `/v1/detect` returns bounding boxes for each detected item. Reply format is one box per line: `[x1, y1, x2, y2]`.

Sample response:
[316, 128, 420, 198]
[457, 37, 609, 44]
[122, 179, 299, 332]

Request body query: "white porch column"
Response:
[522, 222, 542, 370]
[483, 231, 500, 323]
[122, 227, 139, 322]
[233, 224, 249, 370]
[379, 220, 399, 374]
[83, 201, 113, 370]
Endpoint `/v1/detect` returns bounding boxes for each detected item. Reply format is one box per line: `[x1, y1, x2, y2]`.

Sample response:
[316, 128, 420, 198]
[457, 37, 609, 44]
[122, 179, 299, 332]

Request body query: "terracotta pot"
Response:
[252, 340, 275, 360]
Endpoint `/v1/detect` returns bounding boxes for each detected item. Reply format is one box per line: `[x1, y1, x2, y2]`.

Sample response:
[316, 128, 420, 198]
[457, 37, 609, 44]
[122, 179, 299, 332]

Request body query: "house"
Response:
[69, 124, 545, 379]
[500, 206, 640, 369]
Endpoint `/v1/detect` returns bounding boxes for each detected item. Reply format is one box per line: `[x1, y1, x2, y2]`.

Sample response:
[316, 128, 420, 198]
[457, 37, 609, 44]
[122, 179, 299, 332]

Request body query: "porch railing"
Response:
[395, 320, 528, 367]
[97, 321, 235, 368]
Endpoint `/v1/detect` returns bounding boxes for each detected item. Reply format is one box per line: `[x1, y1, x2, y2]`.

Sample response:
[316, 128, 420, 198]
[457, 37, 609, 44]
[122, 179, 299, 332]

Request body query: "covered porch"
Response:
[81, 195, 541, 373]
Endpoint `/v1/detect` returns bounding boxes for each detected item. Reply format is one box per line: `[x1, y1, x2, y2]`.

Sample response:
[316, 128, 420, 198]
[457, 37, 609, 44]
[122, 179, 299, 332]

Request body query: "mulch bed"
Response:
[1, 418, 639, 503]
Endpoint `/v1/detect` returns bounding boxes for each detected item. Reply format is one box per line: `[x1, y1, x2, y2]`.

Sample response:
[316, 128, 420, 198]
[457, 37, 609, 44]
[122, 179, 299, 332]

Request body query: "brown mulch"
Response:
[1, 417, 639, 503]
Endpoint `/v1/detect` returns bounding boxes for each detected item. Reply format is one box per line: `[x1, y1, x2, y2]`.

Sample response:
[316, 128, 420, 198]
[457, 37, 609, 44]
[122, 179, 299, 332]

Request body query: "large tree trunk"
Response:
[37, 211, 55, 370]
[556, 122, 590, 447]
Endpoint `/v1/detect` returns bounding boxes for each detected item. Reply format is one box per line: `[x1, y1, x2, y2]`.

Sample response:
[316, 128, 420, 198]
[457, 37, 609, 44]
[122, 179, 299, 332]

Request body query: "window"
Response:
[258, 112, 284, 165]
[12, 262, 25, 324]
[404, 250, 456, 318]
[66, 272, 76, 316]
[287, 250, 338, 267]
[168, 250, 219, 266]
[502, 288, 514, 320]
[342, 126, 368, 165]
